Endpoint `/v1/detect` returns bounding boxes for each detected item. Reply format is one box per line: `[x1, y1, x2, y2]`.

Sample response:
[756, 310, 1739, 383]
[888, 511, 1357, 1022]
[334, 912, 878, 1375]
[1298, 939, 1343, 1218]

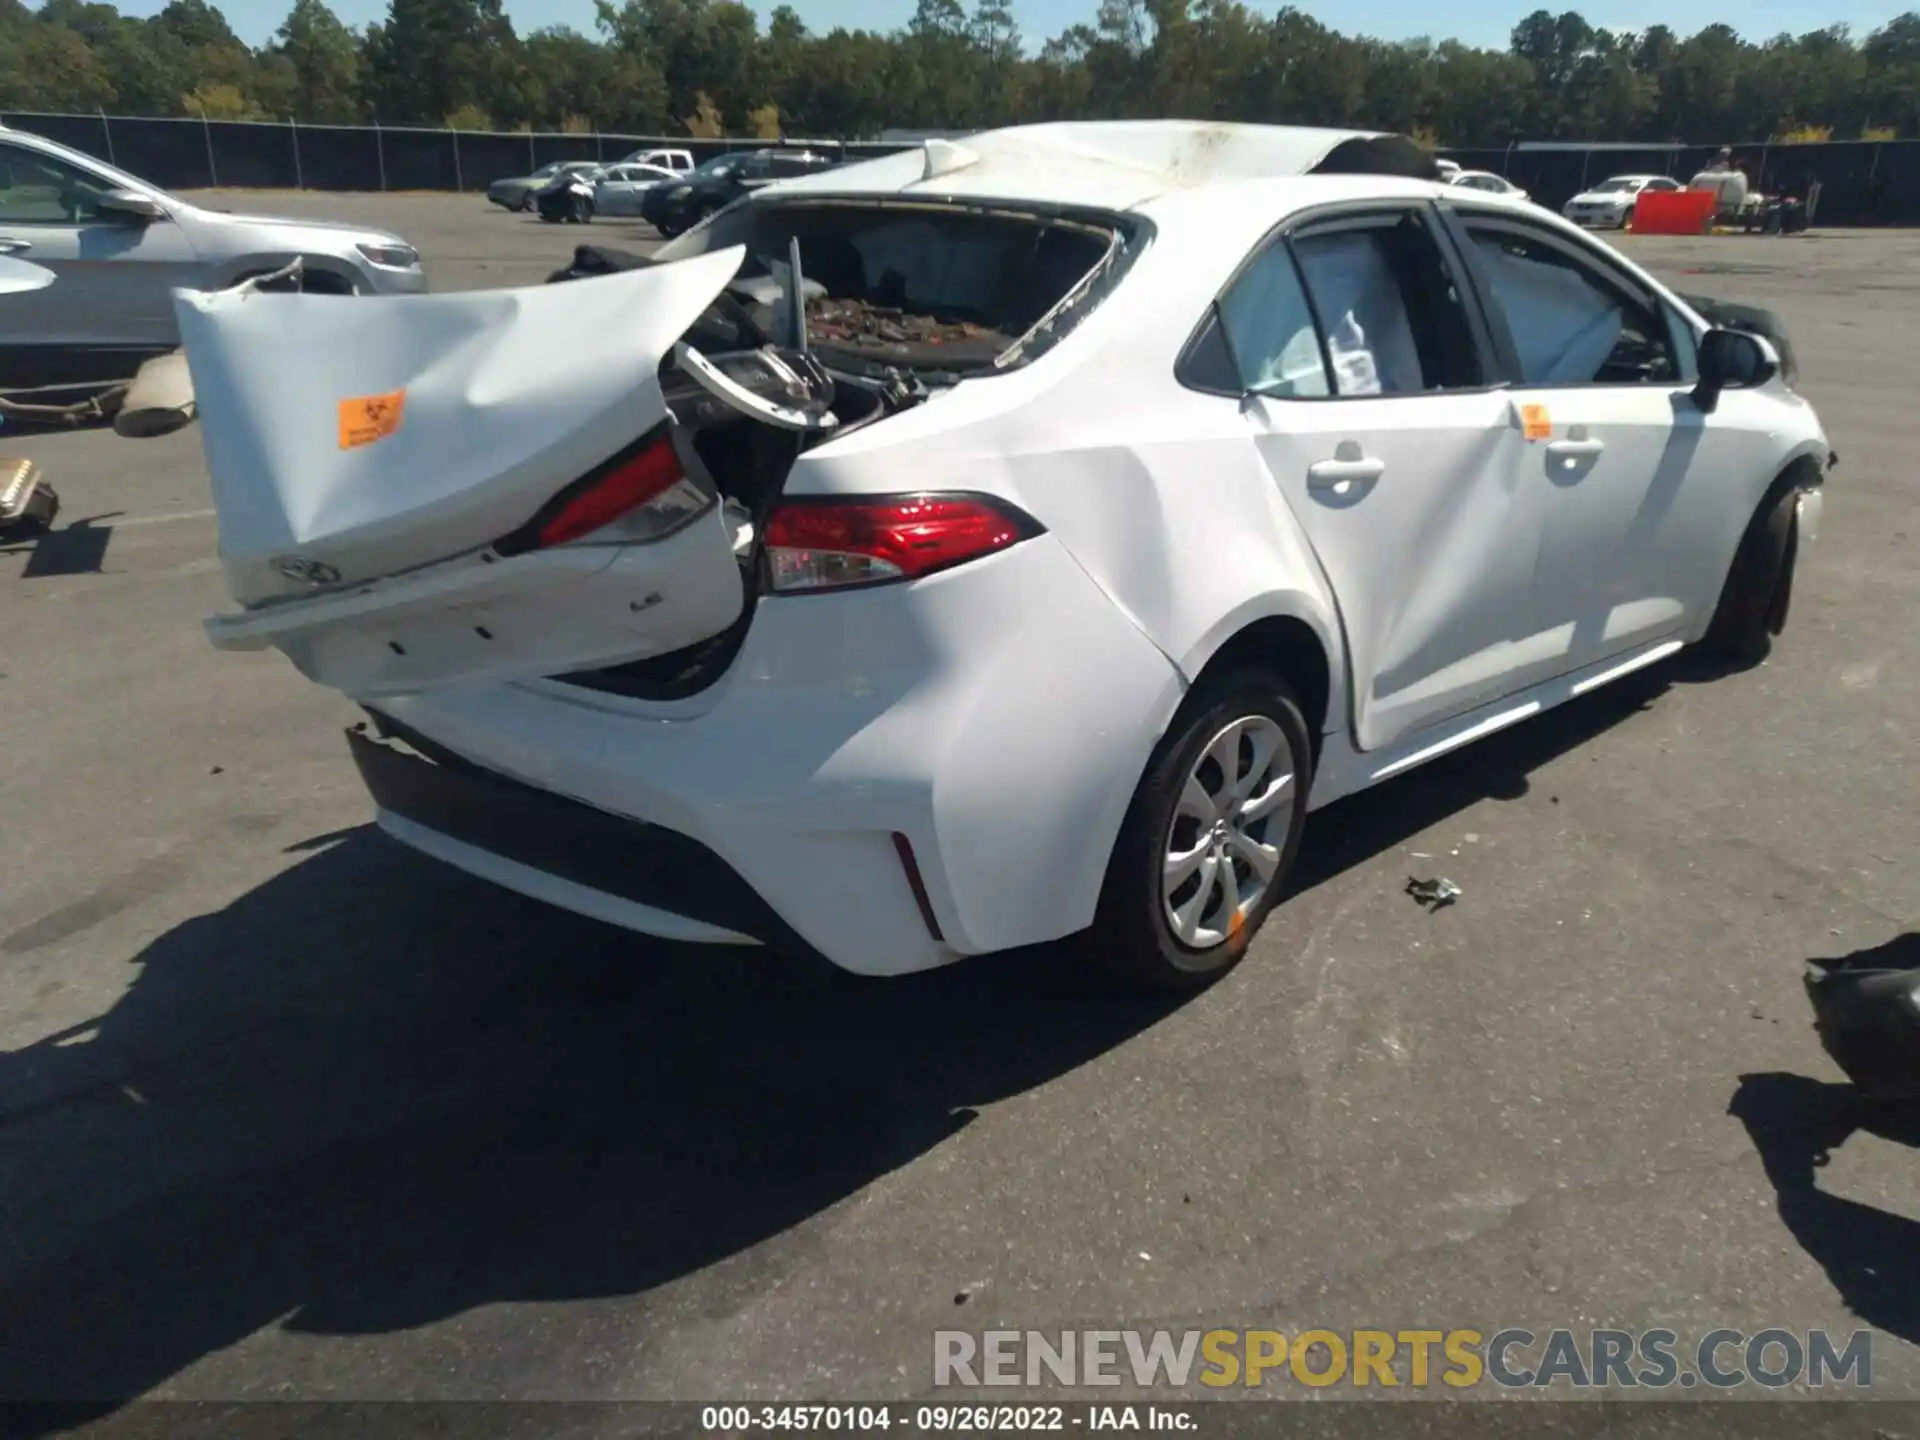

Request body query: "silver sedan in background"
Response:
[0, 121, 426, 389]
[593, 162, 679, 217]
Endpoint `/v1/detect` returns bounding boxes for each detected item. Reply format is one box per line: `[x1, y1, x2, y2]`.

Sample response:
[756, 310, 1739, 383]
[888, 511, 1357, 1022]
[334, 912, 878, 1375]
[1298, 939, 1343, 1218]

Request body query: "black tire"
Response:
[1702, 483, 1800, 664]
[1086, 669, 1314, 991]
[1620, 204, 1635, 230]
[518, 194, 534, 213]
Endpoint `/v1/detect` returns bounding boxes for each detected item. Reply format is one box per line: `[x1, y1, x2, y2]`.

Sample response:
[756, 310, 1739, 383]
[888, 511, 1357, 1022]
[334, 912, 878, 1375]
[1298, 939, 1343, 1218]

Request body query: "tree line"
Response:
[5, 0, 1920, 147]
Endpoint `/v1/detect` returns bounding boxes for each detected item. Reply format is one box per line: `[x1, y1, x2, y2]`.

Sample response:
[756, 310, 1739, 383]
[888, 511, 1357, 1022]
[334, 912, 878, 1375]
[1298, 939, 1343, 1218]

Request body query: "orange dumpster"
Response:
[1629, 189, 1717, 235]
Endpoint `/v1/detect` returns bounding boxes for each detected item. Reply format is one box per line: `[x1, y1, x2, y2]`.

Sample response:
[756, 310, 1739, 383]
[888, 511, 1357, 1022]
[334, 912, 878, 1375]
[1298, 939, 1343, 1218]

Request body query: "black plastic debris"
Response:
[1406, 876, 1462, 912]
[1805, 936, 1920, 1101]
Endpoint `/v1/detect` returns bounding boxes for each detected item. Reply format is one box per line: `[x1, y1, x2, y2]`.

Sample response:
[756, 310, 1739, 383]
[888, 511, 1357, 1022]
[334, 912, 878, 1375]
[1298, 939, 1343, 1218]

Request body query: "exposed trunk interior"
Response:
[547, 198, 1138, 702]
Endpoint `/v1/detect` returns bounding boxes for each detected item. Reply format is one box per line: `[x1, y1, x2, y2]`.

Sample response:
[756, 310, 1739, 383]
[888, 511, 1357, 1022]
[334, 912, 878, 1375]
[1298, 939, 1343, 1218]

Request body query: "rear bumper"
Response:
[369, 535, 1186, 976]
[350, 719, 810, 951]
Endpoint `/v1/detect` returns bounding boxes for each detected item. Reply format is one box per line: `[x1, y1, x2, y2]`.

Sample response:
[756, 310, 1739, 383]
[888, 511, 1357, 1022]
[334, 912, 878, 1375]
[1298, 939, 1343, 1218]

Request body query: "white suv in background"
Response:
[617, 147, 695, 175]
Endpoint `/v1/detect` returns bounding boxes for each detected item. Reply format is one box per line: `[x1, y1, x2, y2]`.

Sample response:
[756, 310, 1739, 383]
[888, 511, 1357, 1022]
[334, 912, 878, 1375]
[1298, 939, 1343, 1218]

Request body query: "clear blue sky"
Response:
[109, 0, 1917, 55]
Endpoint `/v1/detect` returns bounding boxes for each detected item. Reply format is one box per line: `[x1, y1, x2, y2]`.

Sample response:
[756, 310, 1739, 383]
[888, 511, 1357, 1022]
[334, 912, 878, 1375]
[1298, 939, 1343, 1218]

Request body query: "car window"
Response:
[1460, 218, 1680, 386]
[737, 154, 776, 180]
[1463, 175, 1503, 192]
[1215, 241, 1329, 397]
[1288, 211, 1485, 396]
[0, 142, 113, 224]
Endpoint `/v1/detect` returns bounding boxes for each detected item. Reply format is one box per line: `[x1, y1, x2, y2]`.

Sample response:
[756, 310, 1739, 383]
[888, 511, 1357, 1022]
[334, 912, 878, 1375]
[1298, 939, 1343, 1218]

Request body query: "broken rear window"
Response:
[652, 199, 1145, 377]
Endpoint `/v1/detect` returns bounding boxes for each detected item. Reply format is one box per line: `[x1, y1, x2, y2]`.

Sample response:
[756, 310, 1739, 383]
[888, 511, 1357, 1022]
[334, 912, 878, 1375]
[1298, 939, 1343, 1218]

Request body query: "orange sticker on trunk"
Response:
[338, 390, 406, 450]
[1520, 403, 1552, 441]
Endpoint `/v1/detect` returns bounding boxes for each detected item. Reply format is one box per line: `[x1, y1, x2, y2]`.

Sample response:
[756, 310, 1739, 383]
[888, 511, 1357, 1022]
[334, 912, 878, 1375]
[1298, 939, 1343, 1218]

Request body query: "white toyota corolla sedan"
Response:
[182, 121, 1832, 989]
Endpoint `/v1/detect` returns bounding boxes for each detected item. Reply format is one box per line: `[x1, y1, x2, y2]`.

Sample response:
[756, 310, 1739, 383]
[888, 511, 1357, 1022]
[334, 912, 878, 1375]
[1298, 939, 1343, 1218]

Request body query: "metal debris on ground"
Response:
[1406, 876, 1463, 912]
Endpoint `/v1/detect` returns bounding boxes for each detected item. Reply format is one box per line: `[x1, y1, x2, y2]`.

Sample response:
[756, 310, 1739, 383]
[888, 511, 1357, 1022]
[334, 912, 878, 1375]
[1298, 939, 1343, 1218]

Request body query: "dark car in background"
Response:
[639, 148, 841, 238]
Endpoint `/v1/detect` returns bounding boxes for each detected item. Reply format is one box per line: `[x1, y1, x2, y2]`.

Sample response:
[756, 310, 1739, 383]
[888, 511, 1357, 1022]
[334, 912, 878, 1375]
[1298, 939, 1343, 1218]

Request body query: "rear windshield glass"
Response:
[652, 199, 1143, 377]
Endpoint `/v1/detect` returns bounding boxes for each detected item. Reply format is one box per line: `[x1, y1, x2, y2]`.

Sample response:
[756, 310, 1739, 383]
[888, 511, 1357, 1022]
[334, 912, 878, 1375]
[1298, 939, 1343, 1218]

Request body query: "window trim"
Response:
[1437, 201, 1691, 392]
[1174, 198, 1510, 404]
[0, 139, 121, 229]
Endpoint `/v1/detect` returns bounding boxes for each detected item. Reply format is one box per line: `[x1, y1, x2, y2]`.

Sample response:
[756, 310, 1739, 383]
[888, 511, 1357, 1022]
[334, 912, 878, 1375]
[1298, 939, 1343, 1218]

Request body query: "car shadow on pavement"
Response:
[1, 512, 120, 578]
[0, 645, 1759, 1421]
[1728, 1069, 1920, 1349]
[0, 831, 1184, 1418]
[1290, 651, 1712, 890]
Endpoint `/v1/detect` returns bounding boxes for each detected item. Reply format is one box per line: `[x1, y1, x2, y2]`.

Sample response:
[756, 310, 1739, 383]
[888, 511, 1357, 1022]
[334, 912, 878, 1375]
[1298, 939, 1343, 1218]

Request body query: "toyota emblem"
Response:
[272, 555, 342, 586]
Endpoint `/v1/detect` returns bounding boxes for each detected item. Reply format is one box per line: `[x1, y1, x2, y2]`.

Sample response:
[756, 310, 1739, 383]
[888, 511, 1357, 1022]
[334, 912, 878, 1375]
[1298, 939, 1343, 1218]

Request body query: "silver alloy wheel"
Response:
[1160, 714, 1296, 950]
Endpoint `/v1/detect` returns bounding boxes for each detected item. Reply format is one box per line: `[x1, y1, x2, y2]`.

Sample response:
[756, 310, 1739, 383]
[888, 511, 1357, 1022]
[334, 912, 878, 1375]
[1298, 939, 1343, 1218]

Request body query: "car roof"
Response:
[763, 120, 1426, 213]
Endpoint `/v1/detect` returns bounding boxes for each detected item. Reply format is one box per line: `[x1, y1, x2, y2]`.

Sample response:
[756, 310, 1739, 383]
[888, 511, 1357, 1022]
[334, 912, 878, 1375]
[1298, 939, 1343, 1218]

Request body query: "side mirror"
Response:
[97, 189, 166, 224]
[1693, 326, 1778, 414]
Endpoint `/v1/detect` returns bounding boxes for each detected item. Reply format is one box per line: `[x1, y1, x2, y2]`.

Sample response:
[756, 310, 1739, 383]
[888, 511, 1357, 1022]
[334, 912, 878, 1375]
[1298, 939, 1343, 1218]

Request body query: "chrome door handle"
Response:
[0, 238, 32, 254]
[1546, 439, 1604, 458]
[1307, 457, 1386, 489]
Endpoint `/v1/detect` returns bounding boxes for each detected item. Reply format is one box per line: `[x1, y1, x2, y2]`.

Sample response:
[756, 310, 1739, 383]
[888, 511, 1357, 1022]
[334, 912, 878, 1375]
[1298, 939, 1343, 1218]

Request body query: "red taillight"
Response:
[534, 434, 686, 549]
[762, 493, 1038, 593]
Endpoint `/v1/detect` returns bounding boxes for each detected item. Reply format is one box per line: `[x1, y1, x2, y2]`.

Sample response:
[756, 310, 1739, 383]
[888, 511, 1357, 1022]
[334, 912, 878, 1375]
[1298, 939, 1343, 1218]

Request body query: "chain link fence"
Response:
[0, 111, 910, 194]
[3, 111, 1918, 224]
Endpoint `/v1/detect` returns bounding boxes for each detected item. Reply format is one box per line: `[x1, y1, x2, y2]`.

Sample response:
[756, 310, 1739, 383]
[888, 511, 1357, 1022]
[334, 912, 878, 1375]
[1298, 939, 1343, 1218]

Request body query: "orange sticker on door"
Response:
[1520, 403, 1552, 441]
[338, 390, 407, 450]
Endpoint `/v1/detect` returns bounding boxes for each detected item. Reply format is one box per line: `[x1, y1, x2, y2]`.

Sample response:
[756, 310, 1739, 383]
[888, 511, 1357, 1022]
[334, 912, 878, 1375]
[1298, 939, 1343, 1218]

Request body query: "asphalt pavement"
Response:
[1, 195, 1917, 1422]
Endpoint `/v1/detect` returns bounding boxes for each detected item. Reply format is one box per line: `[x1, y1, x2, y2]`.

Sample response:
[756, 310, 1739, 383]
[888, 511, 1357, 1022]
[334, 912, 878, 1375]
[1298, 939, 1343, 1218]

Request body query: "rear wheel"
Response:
[1086, 670, 1313, 991]
[1702, 483, 1800, 664]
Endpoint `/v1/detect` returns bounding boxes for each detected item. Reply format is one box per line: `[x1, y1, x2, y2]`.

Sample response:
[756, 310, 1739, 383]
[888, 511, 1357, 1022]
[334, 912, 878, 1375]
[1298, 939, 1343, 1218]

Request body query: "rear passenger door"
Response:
[1228, 204, 1547, 753]
[1440, 204, 1771, 670]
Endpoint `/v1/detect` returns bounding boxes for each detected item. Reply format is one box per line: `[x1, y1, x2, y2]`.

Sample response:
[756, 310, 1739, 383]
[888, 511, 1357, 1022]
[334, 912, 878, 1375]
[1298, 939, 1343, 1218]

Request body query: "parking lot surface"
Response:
[1, 195, 1917, 1415]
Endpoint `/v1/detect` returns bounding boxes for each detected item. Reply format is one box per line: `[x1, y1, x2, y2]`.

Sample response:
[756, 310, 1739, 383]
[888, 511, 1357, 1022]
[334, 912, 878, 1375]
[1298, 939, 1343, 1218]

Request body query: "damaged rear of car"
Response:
[187, 176, 1161, 974]
[194, 194, 1140, 699]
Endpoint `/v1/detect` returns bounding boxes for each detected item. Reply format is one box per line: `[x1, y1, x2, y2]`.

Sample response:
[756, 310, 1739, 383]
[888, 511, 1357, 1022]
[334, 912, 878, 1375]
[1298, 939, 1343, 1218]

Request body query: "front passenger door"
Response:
[1232, 205, 1544, 753]
[1442, 207, 1777, 671]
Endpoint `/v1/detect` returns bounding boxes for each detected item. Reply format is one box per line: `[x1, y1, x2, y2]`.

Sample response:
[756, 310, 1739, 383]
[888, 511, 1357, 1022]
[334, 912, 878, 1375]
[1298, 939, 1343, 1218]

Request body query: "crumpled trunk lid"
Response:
[184, 246, 774, 701]
[182, 244, 745, 606]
